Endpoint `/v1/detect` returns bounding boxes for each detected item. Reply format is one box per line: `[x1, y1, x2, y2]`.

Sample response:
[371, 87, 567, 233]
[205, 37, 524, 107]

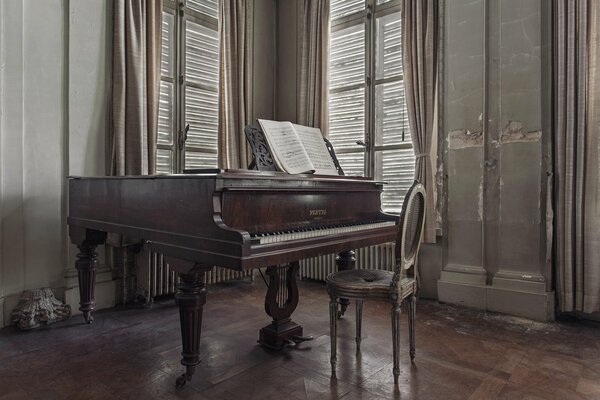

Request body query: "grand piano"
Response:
[68, 169, 398, 387]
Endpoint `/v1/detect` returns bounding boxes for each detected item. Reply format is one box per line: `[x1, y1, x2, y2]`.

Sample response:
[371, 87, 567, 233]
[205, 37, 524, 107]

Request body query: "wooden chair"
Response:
[326, 180, 426, 384]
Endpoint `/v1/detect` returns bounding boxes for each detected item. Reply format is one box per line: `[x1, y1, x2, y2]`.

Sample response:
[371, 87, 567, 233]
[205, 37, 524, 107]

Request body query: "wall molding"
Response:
[438, 270, 555, 322]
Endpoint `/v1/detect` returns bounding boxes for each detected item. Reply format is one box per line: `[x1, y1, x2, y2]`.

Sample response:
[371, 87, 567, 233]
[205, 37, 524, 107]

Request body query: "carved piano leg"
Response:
[335, 250, 356, 317]
[72, 228, 107, 324]
[259, 262, 310, 350]
[174, 267, 209, 389]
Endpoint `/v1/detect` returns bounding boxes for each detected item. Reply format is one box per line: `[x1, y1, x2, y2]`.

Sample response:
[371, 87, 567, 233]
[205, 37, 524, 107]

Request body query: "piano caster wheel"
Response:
[83, 312, 94, 324]
[175, 374, 188, 389]
[175, 366, 195, 389]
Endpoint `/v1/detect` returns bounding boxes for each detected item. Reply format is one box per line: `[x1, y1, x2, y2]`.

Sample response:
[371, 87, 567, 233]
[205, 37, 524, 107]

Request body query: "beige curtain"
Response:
[298, 0, 330, 131]
[111, 0, 162, 176]
[218, 0, 253, 169]
[555, 0, 600, 313]
[402, 0, 438, 243]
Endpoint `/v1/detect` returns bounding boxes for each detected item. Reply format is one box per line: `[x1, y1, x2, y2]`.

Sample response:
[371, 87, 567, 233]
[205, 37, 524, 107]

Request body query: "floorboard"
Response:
[0, 279, 599, 400]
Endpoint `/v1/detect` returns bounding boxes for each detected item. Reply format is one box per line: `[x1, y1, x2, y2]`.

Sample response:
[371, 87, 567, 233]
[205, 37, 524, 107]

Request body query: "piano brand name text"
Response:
[309, 209, 327, 216]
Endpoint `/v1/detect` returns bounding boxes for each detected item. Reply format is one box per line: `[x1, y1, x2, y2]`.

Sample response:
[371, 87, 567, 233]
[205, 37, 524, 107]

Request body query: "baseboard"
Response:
[437, 273, 555, 322]
[437, 279, 487, 310]
[487, 285, 554, 322]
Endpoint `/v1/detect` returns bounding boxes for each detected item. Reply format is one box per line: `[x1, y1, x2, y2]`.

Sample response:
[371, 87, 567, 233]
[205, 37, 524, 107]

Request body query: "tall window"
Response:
[158, 0, 220, 173]
[328, 0, 414, 213]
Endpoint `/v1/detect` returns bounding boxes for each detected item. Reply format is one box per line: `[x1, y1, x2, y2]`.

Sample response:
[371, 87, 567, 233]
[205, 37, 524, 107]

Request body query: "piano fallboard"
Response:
[68, 169, 398, 269]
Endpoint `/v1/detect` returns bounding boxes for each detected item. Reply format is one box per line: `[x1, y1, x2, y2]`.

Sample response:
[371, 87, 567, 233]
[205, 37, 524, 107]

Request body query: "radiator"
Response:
[134, 249, 253, 303]
[124, 243, 394, 303]
[300, 243, 396, 281]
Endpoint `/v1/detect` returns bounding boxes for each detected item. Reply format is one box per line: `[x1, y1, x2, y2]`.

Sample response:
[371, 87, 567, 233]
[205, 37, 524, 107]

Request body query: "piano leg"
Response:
[259, 262, 307, 350]
[171, 263, 210, 389]
[335, 250, 356, 317]
[72, 228, 107, 324]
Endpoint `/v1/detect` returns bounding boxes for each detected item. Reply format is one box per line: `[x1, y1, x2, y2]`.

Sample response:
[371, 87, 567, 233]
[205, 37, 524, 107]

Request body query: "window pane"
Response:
[329, 87, 365, 150]
[377, 0, 393, 5]
[374, 80, 410, 146]
[158, 81, 174, 145]
[375, 148, 416, 213]
[187, 0, 219, 19]
[376, 12, 402, 80]
[185, 85, 218, 150]
[161, 12, 175, 77]
[330, 23, 365, 90]
[336, 152, 365, 177]
[157, 148, 173, 174]
[185, 151, 217, 169]
[331, 0, 365, 20]
[185, 20, 219, 88]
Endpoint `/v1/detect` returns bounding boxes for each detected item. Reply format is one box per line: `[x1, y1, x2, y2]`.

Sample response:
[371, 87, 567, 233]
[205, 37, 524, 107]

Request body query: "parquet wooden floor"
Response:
[1, 279, 599, 400]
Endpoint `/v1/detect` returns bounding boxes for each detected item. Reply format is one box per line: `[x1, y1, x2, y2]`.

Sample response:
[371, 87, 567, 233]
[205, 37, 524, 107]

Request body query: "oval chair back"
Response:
[394, 181, 426, 282]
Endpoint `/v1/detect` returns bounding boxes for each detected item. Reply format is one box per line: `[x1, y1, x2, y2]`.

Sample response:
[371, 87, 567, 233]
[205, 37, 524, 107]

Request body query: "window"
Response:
[329, 0, 414, 213]
[158, 0, 220, 173]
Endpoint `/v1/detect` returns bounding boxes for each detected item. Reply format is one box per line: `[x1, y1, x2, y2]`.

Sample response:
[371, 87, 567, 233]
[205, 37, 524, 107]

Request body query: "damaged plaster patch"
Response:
[448, 129, 483, 149]
[500, 121, 542, 144]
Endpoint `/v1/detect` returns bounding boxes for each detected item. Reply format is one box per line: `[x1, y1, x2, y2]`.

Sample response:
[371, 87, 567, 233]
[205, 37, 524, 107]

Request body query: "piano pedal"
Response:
[292, 335, 314, 343]
[283, 339, 297, 348]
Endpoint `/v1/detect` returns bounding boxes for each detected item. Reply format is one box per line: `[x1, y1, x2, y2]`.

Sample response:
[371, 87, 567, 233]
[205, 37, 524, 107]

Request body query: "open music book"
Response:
[258, 119, 339, 175]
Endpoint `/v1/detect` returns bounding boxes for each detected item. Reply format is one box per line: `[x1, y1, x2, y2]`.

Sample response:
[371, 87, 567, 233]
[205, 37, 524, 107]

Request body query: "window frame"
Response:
[329, 0, 413, 213]
[160, 0, 219, 173]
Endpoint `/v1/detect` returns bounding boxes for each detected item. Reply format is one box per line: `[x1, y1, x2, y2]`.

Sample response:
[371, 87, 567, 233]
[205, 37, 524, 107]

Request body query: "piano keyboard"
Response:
[250, 221, 396, 245]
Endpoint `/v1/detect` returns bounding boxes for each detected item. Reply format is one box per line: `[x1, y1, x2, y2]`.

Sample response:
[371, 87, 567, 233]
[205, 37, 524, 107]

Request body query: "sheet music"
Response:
[258, 119, 315, 174]
[292, 124, 339, 175]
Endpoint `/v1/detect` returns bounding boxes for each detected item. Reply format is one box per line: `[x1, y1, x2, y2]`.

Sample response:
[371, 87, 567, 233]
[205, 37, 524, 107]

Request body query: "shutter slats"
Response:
[381, 148, 416, 213]
[331, 0, 364, 20]
[158, 81, 173, 146]
[330, 24, 365, 90]
[186, 0, 219, 19]
[161, 13, 174, 76]
[185, 20, 219, 88]
[185, 86, 218, 151]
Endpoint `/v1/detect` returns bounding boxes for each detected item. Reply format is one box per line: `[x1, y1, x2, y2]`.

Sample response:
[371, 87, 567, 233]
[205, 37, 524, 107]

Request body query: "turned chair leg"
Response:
[355, 300, 363, 351]
[329, 298, 338, 377]
[408, 294, 416, 361]
[391, 302, 401, 384]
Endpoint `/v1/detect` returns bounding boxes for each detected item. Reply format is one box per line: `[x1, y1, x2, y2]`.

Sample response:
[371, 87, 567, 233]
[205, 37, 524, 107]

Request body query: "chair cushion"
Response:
[327, 269, 394, 288]
[326, 269, 415, 300]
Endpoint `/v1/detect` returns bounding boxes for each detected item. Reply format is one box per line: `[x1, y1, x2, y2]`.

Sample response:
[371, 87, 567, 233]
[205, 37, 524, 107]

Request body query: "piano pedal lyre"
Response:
[258, 262, 313, 350]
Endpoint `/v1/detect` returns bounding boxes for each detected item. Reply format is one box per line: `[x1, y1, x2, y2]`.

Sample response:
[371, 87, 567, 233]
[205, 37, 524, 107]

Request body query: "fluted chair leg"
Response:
[329, 298, 338, 377]
[391, 302, 401, 384]
[408, 294, 416, 361]
[355, 300, 363, 351]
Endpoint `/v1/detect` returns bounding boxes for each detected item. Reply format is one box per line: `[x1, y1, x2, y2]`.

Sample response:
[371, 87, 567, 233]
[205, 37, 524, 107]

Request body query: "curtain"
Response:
[555, 0, 600, 313]
[111, 0, 162, 176]
[218, 0, 253, 169]
[402, 0, 438, 243]
[298, 0, 330, 131]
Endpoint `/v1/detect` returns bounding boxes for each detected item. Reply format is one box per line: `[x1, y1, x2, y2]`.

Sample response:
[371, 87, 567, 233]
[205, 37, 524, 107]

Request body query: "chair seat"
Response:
[326, 269, 415, 301]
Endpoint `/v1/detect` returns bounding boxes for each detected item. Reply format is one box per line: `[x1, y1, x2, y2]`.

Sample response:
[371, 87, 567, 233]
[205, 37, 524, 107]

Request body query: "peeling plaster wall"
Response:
[437, 0, 553, 321]
[444, 0, 486, 281]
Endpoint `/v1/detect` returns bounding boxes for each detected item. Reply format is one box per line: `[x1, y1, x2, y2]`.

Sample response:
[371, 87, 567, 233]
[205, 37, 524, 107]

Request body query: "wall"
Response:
[0, 0, 113, 326]
[437, 0, 554, 321]
[0, 0, 276, 327]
